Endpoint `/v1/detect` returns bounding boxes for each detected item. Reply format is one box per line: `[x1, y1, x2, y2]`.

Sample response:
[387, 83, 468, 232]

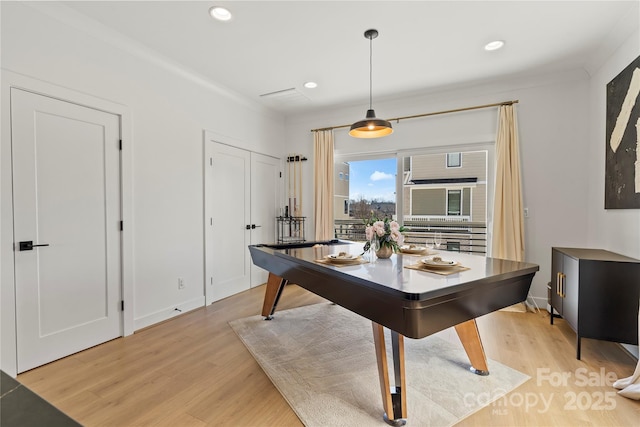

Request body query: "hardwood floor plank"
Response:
[17, 285, 639, 426]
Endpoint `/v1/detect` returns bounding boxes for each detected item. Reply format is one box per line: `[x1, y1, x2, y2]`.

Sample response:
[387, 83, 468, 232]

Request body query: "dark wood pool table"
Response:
[249, 240, 538, 425]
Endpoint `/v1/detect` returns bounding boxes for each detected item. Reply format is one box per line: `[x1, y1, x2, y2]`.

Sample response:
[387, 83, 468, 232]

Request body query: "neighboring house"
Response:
[334, 162, 350, 220]
[403, 151, 487, 223]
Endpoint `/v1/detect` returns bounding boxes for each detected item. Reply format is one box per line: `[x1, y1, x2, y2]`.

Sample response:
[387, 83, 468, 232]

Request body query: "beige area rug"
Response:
[229, 303, 530, 427]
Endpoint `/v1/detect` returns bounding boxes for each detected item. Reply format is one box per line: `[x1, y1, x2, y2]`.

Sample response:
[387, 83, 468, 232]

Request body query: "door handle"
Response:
[19, 241, 50, 251]
[251, 224, 261, 229]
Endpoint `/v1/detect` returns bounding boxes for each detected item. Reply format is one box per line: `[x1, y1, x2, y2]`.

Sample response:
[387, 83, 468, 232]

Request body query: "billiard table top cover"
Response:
[249, 241, 539, 339]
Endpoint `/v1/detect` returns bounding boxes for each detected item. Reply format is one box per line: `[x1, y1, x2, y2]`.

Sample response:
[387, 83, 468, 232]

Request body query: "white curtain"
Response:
[492, 104, 525, 262]
[313, 130, 334, 240]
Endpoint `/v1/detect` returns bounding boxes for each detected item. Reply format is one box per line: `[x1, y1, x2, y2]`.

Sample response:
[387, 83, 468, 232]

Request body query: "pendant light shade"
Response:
[349, 29, 393, 139]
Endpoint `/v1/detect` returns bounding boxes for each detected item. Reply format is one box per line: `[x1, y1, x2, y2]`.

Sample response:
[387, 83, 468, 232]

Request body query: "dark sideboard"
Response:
[550, 247, 640, 360]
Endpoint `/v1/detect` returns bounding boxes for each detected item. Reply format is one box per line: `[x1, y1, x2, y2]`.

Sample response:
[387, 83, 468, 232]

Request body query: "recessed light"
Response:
[209, 6, 232, 21]
[303, 82, 318, 89]
[484, 40, 505, 51]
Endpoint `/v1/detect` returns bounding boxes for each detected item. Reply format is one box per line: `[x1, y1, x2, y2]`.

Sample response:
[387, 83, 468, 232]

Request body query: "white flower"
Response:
[390, 221, 400, 232]
[365, 225, 373, 241]
[374, 221, 385, 237]
[391, 230, 404, 245]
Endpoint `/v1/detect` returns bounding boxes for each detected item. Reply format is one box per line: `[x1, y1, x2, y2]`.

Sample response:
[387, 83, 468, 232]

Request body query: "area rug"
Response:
[229, 303, 529, 427]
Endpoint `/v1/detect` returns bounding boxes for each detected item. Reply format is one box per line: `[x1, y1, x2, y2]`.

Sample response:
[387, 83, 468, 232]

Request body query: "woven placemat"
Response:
[399, 250, 440, 257]
[404, 263, 470, 276]
[315, 257, 368, 267]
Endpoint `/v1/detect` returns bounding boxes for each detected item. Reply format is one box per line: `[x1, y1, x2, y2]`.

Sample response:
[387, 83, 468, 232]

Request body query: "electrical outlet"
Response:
[178, 278, 185, 289]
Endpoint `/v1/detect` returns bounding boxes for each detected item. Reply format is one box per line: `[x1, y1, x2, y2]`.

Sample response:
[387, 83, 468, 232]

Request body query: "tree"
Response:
[350, 195, 371, 219]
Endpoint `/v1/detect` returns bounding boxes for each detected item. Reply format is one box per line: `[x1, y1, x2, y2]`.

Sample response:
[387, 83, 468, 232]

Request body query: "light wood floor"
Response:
[18, 284, 640, 426]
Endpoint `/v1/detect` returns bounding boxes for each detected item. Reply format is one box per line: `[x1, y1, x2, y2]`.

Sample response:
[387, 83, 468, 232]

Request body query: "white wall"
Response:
[587, 29, 640, 259]
[285, 70, 594, 306]
[1, 2, 286, 374]
[586, 28, 640, 357]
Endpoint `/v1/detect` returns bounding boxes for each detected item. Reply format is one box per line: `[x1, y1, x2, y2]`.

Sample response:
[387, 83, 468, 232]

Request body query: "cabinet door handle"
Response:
[556, 272, 561, 296]
[560, 273, 566, 298]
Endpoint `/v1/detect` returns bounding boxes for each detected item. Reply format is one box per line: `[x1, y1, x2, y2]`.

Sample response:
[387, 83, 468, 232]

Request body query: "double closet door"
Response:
[204, 139, 280, 305]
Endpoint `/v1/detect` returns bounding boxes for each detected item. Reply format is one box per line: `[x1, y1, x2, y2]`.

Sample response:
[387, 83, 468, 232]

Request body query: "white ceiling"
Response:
[61, 1, 639, 116]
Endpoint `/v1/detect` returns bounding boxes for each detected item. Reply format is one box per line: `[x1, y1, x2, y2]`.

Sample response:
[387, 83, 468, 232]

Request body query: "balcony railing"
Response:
[334, 218, 487, 255]
[403, 215, 471, 222]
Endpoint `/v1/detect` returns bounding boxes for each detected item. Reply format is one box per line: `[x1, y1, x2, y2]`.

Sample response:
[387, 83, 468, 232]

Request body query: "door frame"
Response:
[1, 70, 134, 377]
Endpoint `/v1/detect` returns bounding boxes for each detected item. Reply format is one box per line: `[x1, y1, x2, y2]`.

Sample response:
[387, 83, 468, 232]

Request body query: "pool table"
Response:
[249, 240, 538, 425]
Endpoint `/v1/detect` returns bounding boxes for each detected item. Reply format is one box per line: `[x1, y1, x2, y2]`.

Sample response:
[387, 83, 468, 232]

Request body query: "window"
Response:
[447, 241, 461, 252]
[334, 149, 488, 254]
[447, 189, 462, 215]
[446, 152, 461, 168]
[333, 156, 397, 240]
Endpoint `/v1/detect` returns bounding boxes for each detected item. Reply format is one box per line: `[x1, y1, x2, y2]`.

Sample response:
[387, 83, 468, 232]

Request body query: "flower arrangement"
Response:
[363, 215, 406, 253]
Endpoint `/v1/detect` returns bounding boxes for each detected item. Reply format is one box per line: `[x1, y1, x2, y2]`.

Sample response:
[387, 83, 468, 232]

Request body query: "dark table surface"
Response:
[250, 241, 539, 338]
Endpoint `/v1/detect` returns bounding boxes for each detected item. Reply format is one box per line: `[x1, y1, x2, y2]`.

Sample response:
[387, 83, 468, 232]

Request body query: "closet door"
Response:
[250, 153, 280, 287]
[205, 142, 251, 303]
[204, 139, 281, 303]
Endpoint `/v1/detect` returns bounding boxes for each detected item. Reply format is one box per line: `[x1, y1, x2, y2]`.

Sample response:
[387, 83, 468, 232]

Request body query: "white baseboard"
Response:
[526, 295, 547, 312]
[133, 296, 205, 331]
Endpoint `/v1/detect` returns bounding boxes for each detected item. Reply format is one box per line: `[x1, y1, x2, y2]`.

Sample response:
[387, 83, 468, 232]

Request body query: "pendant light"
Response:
[349, 29, 393, 138]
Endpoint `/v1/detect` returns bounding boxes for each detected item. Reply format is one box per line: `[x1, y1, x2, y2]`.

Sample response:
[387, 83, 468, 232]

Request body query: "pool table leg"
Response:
[261, 272, 288, 320]
[454, 319, 490, 376]
[372, 322, 407, 426]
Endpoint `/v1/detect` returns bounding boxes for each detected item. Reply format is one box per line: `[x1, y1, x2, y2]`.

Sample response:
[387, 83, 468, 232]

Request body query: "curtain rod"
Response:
[310, 100, 519, 133]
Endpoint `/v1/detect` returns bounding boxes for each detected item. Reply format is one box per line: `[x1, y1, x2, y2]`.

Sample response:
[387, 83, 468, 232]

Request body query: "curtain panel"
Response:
[492, 104, 525, 262]
[313, 130, 334, 240]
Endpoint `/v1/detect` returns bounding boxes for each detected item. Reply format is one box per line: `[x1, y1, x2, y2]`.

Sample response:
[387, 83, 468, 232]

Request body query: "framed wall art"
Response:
[606, 55, 640, 209]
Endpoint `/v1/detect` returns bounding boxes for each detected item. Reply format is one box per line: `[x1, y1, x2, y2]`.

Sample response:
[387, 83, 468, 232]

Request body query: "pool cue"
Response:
[298, 155, 302, 234]
[288, 154, 292, 217]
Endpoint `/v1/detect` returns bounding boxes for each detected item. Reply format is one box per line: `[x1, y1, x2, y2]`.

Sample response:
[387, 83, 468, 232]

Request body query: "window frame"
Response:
[446, 189, 462, 216]
[446, 152, 462, 168]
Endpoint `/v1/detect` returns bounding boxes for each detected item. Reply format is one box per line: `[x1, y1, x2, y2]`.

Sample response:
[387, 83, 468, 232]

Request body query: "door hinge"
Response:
[119, 139, 122, 150]
[120, 221, 123, 231]
[210, 157, 213, 166]
[279, 171, 282, 178]
[121, 300, 124, 311]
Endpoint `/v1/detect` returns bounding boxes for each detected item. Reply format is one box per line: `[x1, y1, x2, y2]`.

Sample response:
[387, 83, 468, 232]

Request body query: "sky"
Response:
[348, 158, 397, 202]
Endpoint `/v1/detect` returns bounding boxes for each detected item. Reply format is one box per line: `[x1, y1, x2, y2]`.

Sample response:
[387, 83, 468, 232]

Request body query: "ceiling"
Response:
[61, 1, 639, 116]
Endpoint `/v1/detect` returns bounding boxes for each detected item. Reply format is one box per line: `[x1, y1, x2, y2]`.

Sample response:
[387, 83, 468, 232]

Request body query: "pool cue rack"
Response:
[281, 153, 307, 243]
[276, 216, 306, 244]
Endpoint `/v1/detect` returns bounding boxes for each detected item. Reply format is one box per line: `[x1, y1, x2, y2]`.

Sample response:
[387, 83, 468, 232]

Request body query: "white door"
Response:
[250, 153, 280, 287]
[205, 142, 252, 303]
[204, 140, 281, 303]
[11, 89, 122, 373]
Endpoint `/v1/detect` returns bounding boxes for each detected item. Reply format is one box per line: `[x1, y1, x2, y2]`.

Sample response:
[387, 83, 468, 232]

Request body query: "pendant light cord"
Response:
[369, 33, 373, 110]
